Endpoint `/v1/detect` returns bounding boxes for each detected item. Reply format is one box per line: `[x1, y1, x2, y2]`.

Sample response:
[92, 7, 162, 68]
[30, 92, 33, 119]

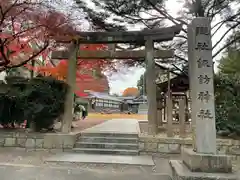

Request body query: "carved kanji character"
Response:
[197, 58, 211, 68]
[198, 75, 210, 84]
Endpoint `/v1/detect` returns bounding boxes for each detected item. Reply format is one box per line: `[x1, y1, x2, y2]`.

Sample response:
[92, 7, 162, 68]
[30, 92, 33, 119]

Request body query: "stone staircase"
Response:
[72, 132, 139, 155]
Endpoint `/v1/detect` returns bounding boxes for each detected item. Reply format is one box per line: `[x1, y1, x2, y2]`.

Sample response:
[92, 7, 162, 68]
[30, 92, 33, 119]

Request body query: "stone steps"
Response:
[72, 147, 139, 155]
[75, 142, 138, 150]
[74, 132, 139, 156]
[80, 132, 138, 138]
[78, 136, 139, 144]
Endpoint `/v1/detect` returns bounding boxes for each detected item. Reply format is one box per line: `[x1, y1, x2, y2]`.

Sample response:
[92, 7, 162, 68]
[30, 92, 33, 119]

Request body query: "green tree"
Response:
[218, 28, 240, 75]
[215, 36, 240, 136]
[218, 50, 240, 75]
[215, 74, 240, 136]
[75, 0, 165, 30]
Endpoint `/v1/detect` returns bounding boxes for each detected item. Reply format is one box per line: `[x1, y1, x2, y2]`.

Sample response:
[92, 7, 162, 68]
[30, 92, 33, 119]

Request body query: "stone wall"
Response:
[139, 120, 192, 134]
[0, 130, 79, 152]
[139, 135, 240, 160]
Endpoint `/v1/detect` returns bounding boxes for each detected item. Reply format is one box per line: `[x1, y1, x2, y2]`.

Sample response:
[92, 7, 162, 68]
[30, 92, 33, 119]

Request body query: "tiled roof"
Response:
[87, 91, 123, 102]
[119, 95, 147, 104]
[117, 96, 136, 100]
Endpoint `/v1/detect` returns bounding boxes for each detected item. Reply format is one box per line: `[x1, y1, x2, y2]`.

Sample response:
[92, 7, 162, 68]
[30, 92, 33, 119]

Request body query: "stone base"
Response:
[138, 103, 148, 115]
[182, 148, 232, 173]
[170, 160, 237, 180]
[157, 126, 167, 132]
[147, 124, 158, 135]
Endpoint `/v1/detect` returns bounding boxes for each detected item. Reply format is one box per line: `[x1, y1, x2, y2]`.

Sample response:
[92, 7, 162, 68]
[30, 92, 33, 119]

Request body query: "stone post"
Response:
[188, 18, 216, 154]
[179, 96, 186, 138]
[166, 70, 173, 137]
[61, 41, 79, 133]
[163, 99, 166, 122]
[188, 18, 197, 152]
[157, 97, 163, 129]
[145, 38, 158, 135]
[170, 17, 237, 180]
[157, 107, 162, 127]
[166, 93, 173, 137]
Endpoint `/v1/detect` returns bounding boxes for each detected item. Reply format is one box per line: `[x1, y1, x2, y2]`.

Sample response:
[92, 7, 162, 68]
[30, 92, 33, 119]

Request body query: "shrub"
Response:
[0, 76, 68, 131]
[0, 76, 27, 127]
[23, 77, 68, 131]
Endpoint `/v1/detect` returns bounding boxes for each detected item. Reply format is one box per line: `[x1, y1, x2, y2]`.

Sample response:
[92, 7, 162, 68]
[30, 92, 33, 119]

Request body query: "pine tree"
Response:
[75, 0, 166, 30]
[75, 0, 240, 74]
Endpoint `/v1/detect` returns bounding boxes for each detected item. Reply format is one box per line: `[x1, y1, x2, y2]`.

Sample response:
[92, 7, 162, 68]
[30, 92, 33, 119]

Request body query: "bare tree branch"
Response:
[6, 41, 49, 68]
[174, 55, 188, 63]
[144, 0, 187, 33]
[213, 22, 240, 49]
[213, 36, 240, 59]
[171, 63, 188, 76]
[212, 21, 226, 37]
[212, 11, 240, 30]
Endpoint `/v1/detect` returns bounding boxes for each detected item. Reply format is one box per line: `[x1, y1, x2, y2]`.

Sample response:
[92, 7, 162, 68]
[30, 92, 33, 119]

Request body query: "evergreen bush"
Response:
[215, 74, 240, 137]
[0, 76, 68, 131]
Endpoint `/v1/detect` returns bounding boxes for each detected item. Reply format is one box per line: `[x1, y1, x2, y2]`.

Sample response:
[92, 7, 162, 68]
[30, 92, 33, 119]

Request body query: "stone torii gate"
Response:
[52, 25, 182, 135]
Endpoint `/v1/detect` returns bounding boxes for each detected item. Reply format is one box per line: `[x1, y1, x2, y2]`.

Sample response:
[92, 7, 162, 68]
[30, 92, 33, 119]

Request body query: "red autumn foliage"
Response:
[0, 0, 141, 74]
[0, 0, 77, 70]
[0, 0, 115, 96]
[0, 0, 140, 97]
[26, 44, 112, 96]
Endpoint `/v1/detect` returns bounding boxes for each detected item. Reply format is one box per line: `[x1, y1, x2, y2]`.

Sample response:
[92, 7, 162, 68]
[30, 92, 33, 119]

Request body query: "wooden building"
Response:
[84, 91, 123, 112]
[118, 95, 148, 113]
[156, 71, 190, 124]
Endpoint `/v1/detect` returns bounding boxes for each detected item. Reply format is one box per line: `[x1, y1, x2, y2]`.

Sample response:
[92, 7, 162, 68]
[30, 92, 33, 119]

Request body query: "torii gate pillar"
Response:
[145, 38, 158, 135]
[61, 41, 79, 133]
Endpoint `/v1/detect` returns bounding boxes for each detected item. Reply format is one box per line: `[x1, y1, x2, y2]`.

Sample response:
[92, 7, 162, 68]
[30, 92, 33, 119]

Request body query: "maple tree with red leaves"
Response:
[0, 0, 116, 96]
[26, 44, 113, 97]
[0, 0, 77, 71]
[0, 0, 138, 97]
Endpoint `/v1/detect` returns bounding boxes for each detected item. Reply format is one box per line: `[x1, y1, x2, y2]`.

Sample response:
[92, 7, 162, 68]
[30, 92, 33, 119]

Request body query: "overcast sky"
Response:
[109, 1, 184, 95]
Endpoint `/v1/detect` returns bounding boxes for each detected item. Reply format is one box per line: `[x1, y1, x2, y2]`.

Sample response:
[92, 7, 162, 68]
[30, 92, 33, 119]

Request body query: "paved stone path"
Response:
[55, 118, 107, 132]
[82, 119, 140, 134]
[46, 153, 154, 166]
[0, 148, 174, 180]
[0, 148, 239, 179]
[0, 164, 171, 180]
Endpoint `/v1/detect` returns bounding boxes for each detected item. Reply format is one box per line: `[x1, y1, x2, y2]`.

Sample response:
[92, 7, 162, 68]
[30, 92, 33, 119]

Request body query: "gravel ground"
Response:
[53, 118, 107, 133]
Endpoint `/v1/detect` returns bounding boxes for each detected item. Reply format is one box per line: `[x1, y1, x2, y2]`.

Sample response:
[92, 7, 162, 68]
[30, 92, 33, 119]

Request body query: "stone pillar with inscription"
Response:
[170, 17, 237, 180]
[191, 17, 216, 154]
